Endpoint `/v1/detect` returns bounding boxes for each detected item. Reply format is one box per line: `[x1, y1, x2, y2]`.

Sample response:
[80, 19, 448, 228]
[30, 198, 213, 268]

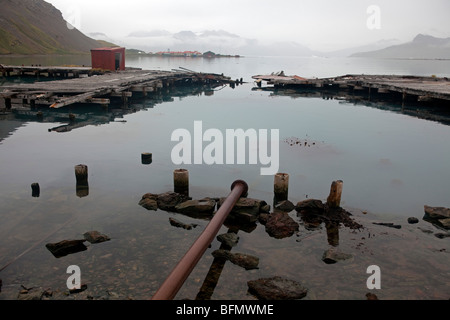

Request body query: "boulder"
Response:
[423, 205, 450, 230]
[439, 218, 450, 229]
[295, 199, 325, 215]
[157, 192, 189, 212]
[260, 204, 271, 213]
[247, 276, 308, 300]
[211, 250, 259, 270]
[219, 197, 264, 216]
[265, 211, 299, 239]
[83, 231, 110, 244]
[218, 197, 265, 223]
[424, 205, 450, 219]
[175, 199, 216, 217]
[139, 197, 158, 211]
[274, 200, 295, 212]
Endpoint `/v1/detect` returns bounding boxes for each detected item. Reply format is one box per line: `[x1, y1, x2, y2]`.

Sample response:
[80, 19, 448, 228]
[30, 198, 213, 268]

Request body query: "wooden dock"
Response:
[0, 65, 95, 78]
[1, 68, 234, 109]
[252, 74, 450, 104]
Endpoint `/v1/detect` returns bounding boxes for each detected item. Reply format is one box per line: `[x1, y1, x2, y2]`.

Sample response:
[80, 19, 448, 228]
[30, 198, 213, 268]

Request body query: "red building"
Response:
[91, 47, 125, 71]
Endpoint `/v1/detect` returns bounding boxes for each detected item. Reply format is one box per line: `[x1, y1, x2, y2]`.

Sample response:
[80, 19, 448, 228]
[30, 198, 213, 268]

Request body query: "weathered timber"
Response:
[1, 69, 233, 110]
[0, 65, 93, 79]
[252, 74, 450, 104]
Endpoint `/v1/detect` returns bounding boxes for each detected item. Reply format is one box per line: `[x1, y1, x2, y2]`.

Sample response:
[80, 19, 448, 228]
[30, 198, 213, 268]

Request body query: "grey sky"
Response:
[45, 0, 450, 51]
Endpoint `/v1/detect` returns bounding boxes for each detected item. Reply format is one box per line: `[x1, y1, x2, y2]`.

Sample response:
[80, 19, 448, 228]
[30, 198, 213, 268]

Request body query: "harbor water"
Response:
[0, 55, 449, 300]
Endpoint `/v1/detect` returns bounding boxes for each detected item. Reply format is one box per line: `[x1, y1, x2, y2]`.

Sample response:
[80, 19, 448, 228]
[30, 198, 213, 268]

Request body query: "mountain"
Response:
[121, 29, 315, 56]
[351, 34, 450, 59]
[0, 0, 103, 54]
[323, 39, 402, 57]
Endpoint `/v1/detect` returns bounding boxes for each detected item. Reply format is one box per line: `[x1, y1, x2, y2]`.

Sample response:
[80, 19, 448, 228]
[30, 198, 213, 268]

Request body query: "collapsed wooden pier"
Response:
[1, 68, 234, 110]
[253, 74, 450, 105]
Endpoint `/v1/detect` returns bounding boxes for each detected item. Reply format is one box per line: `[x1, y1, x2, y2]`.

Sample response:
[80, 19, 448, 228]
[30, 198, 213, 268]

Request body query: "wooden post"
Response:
[75, 164, 89, 198]
[326, 180, 343, 208]
[141, 153, 153, 165]
[5, 98, 11, 110]
[274, 173, 289, 203]
[31, 183, 40, 198]
[174, 169, 189, 197]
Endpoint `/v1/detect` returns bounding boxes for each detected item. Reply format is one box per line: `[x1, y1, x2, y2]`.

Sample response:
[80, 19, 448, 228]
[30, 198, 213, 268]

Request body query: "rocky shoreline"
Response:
[3, 189, 448, 300]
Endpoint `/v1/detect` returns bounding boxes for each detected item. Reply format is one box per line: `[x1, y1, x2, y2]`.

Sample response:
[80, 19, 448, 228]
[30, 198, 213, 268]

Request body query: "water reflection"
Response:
[252, 86, 450, 126]
[1, 84, 226, 137]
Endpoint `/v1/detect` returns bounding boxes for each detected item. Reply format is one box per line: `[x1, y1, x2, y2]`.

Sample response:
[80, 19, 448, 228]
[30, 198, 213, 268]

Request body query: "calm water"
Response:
[0, 55, 449, 300]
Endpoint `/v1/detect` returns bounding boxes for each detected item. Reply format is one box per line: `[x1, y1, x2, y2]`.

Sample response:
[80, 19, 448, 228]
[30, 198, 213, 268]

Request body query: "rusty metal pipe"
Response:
[151, 180, 248, 300]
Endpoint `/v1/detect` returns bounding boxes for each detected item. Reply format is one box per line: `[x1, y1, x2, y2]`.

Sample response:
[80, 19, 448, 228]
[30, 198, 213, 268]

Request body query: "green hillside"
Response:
[0, 0, 103, 54]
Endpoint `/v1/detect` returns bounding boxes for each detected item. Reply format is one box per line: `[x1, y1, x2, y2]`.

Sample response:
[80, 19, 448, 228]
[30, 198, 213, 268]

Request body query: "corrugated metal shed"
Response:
[91, 47, 125, 71]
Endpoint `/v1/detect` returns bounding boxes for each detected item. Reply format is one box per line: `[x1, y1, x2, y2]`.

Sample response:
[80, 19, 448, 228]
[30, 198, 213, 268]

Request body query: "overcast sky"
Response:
[45, 0, 450, 51]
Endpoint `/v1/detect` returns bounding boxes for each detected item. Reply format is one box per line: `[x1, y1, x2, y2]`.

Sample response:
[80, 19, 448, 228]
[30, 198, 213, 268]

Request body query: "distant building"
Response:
[154, 50, 203, 57]
[91, 47, 125, 71]
[203, 51, 216, 58]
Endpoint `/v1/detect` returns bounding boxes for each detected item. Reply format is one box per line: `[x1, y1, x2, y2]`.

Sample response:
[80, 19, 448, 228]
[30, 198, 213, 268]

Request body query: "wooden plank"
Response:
[50, 92, 97, 109]
[49, 88, 112, 108]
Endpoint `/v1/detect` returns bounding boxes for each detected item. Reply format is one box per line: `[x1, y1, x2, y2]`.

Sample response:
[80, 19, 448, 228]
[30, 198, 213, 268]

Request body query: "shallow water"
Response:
[0, 56, 449, 300]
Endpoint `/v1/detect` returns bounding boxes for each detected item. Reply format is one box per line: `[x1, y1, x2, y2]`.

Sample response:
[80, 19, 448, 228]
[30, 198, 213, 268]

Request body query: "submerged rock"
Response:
[366, 292, 379, 300]
[247, 276, 308, 300]
[157, 192, 190, 212]
[434, 232, 450, 239]
[83, 231, 110, 244]
[407, 217, 419, 224]
[322, 247, 353, 264]
[45, 239, 87, 258]
[139, 197, 158, 211]
[17, 286, 53, 300]
[265, 211, 299, 239]
[211, 250, 259, 270]
[169, 217, 198, 230]
[372, 222, 401, 229]
[217, 232, 239, 247]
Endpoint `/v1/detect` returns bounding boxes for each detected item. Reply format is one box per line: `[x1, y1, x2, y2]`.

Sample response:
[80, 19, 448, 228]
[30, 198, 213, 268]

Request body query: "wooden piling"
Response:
[75, 164, 89, 197]
[326, 180, 343, 208]
[141, 153, 153, 165]
[31, 183, 40, 198]
[274, 173, 289, 203]
[174, 169, 189, 197]
[75, 164, 88, 184]
[5, 98, 11, 110]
